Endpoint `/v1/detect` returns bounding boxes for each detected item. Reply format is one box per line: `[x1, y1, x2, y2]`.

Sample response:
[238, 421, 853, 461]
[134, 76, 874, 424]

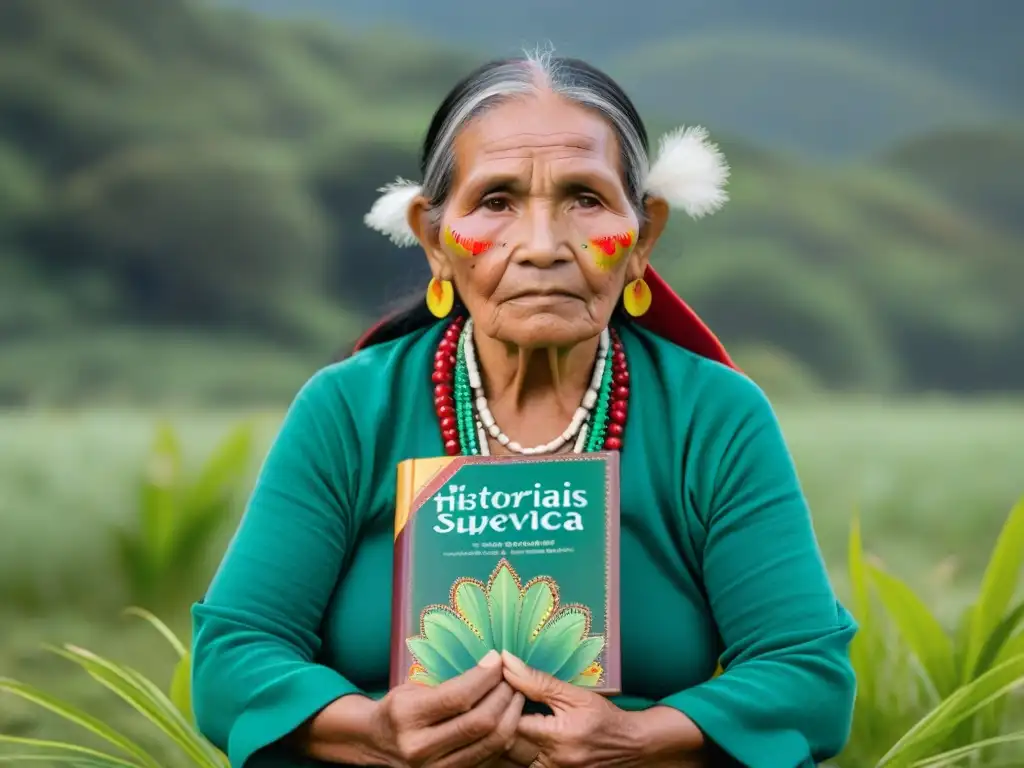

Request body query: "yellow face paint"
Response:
[588, 230, 635, 271]
[444, 227, 492, 257]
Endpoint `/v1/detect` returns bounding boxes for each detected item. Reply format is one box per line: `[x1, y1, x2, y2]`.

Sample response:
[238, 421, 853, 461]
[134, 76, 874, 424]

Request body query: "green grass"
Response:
[2, 400, 1019, 610]
[0, 400, 1021, 765]
[775, 398, 1024, 618]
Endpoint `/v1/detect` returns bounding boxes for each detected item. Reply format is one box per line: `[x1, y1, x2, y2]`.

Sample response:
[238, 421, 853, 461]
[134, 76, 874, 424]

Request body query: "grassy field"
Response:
[1, 400, 1022, 765]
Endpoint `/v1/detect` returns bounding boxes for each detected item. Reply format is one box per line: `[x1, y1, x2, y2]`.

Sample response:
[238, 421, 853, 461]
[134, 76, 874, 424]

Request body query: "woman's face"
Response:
[411, 90, 669, 349]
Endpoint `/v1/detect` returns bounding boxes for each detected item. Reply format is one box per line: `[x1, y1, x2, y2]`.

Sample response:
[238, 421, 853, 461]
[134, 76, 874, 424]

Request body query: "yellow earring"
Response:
[426, 277, 454, 318]
[622, 277, 652, 317]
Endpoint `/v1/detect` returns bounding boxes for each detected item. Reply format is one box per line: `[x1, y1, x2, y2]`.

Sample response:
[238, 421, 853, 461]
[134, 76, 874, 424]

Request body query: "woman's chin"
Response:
[488, 307, 605, 349]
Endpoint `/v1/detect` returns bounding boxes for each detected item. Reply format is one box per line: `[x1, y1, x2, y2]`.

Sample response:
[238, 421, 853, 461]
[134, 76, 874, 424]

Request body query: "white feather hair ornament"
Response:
[363, 177, 422, 246]
[644, 126, 730, 219]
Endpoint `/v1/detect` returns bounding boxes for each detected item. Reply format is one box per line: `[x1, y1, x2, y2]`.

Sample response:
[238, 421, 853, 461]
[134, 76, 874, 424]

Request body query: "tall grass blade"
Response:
[0, 756, 135, 765]
[973, 601, 1024, 676]
[910, 730, 1024, 766]
[139, 422, 183, 577]
[997, 631, 1024, 665]
[182, 423, 253, 521]
[962, 497, 1024, 681]
[876, 652, 1024, 766]
[867, 562, 956, 698]
[0, 735, 143, 767]
[47, 645, 223, 768]
[170, 653, 194, 725]
[0, 679, 160, 768]
[848, 513, 876, 704]
[122, 607, 187, 658]
[120, 665, 221, 766]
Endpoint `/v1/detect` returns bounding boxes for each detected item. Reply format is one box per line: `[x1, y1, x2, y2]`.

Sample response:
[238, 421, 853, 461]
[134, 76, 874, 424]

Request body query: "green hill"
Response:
[613, 35, 1003, 158]
[220, 0, 1022, 107]
[881, 124, 1024, 237]
[654, 141, 1022, 392]
[220, 0, 1023, 157]
[0, 0, 1020, 404]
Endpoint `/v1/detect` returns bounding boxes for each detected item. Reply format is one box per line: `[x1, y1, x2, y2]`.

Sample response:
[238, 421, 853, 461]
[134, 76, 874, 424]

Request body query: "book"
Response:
[390, 452, 621, 695]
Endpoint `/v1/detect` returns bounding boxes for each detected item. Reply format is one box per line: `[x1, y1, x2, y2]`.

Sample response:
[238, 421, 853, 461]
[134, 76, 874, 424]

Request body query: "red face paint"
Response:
[589, 230, 635, 271]
[445, 227, 492, 257]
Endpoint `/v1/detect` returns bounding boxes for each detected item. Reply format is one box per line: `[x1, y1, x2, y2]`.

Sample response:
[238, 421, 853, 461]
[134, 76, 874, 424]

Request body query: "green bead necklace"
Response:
[448, 320, 626, 456]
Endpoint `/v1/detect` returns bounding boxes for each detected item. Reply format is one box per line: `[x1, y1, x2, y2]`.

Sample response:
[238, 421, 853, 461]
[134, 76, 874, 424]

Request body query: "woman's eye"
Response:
[482, 197, 509, 212]
[577, 194, 601, 209]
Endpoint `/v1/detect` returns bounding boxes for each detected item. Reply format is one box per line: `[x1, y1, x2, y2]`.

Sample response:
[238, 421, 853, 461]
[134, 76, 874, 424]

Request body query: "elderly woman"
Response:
[191, 52, 857, 768]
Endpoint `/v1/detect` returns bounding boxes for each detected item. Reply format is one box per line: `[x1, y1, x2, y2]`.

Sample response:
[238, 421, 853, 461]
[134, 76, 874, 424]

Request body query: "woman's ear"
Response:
[408, 196, 451, 279]
[627, 196, 669, 280]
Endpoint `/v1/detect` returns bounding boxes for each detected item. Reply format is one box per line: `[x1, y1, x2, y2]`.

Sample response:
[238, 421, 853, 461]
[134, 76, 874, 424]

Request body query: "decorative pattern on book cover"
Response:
[391, 452, 621, 695]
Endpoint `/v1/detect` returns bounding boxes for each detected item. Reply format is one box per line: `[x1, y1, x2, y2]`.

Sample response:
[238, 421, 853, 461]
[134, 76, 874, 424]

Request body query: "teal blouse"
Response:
[191, 320, 857, 768]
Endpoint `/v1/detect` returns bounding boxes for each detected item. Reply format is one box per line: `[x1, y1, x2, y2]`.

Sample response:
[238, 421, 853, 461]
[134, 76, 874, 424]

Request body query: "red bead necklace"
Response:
[431, 315, 464, 456]
[431, 316, 630, 455]
[604, 329, 630, 451]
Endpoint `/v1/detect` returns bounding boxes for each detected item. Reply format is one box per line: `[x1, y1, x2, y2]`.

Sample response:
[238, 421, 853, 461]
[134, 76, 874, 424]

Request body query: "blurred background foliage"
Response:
[0, 0, 1022, 405]
[1, 0, 1022, 765]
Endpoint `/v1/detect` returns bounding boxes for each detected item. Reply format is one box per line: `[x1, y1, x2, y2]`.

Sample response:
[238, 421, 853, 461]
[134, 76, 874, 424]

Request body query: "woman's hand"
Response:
[500, 651, 706, 767]
[296, 650, 523, 767]
[371, 649, 525, 768]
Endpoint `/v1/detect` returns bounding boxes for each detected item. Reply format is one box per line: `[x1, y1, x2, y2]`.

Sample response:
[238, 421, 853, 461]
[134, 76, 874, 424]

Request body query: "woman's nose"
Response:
[510, 203, 572, 268]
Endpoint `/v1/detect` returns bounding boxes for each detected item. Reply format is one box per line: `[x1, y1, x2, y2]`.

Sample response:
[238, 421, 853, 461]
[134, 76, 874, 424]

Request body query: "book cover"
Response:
[390, 452, 621, 695]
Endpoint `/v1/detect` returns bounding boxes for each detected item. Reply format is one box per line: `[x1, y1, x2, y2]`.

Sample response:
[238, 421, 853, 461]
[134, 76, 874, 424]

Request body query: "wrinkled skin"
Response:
[410, 89, 668, 353]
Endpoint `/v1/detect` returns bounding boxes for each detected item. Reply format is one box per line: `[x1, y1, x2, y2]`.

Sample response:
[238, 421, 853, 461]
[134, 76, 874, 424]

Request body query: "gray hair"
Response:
[420, 49, 651, 222]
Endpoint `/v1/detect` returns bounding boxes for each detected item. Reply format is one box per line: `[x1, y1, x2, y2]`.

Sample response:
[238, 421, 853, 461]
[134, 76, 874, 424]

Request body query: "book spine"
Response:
[604, 451, 622, 694]
[389, 459, 416, 689]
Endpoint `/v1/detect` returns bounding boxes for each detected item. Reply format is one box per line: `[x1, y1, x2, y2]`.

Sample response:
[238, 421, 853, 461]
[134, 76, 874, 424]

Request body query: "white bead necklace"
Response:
[462, 318, 610, 456]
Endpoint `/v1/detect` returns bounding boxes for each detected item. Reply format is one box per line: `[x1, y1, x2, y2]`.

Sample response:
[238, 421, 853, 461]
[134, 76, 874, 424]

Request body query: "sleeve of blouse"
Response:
[190, 369, 364, 768]
[658, 373, 858, 768]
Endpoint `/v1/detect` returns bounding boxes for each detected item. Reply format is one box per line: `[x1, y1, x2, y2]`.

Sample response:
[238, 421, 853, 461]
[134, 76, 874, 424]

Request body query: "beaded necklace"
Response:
[431, 316, 630, 456]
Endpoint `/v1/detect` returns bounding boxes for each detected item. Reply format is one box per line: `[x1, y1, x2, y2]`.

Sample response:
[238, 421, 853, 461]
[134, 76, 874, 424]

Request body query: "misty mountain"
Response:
[217, 0, 1022, 157]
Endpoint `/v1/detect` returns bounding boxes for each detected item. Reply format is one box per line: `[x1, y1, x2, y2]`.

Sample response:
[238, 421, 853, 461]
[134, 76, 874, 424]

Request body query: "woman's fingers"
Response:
[392, 678, 515, 765]
[493, 692, 526, 749]
[385, 653, 532, 767]
[419, 681, 515, 760]
[410, 650, 505, 726]
[504, 736, 541, 765]
[433, 691, 526, 768]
